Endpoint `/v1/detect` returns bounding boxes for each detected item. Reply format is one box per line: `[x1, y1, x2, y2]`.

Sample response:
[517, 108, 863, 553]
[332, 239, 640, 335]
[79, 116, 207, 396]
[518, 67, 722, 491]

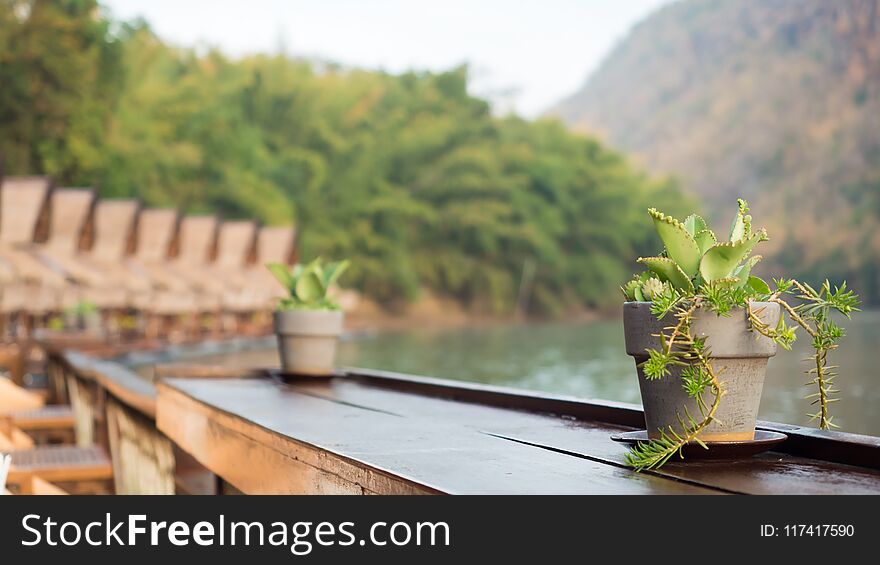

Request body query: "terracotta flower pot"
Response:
[623, 301, 781, 441]
[273, 310, 344, 376]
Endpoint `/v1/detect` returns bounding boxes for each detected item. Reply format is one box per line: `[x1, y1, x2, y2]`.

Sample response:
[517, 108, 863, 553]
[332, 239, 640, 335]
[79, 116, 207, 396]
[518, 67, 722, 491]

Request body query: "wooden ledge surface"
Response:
[61, 351, 157, 419]
[156, 368, 880, 495]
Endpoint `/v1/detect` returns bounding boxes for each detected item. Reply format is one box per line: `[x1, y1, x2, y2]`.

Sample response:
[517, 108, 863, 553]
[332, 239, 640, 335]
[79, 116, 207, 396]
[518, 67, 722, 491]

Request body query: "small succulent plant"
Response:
[267, 258, 350, 311]
[66, 300, 99, 316]
[622, 199, 769, 301]
[621, 199, 859, 471]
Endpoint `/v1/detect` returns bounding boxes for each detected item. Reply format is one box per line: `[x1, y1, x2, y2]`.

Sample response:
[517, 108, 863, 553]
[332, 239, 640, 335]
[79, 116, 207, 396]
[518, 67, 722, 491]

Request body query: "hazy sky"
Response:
[102, 0, 674, 117]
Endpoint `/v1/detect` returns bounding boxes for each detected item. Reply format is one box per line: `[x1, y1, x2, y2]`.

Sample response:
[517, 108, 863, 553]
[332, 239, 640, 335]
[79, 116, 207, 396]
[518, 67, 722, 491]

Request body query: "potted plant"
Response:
[267, 258, 350, 376]
[64, 300, 101, 333]
[621, 199, 859, 470]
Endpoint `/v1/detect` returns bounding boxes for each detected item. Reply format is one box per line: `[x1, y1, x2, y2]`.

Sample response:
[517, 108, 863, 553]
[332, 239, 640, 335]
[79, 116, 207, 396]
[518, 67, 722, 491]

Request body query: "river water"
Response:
[220, 310, 880, 436]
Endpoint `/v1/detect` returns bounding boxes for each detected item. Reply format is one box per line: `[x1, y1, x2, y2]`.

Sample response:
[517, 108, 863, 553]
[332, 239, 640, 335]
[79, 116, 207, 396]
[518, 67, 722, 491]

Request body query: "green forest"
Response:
[0, 0, 689, 315]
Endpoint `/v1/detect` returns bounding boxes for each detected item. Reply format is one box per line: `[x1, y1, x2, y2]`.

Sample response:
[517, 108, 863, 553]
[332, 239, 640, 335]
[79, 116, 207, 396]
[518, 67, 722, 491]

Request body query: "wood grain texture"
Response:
[157, 377, 715, 495]
[282, 376, 880, 495]
[157, 383, 437, 495]
[106, 397, 174, 494]
[343, 367, 880, 470]
[63, 351, 156, 419]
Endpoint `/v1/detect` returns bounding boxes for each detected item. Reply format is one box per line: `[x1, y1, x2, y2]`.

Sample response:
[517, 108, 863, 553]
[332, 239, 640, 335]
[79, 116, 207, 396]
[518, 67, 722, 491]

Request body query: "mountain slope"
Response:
[552, 0, 880, 300]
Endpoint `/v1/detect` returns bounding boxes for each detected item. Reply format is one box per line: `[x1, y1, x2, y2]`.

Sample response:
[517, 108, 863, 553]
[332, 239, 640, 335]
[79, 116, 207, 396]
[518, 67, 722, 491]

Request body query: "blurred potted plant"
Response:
[64, 300, 101, 333]
[621, 199, 859, 470]
[267, 258, 350, 375]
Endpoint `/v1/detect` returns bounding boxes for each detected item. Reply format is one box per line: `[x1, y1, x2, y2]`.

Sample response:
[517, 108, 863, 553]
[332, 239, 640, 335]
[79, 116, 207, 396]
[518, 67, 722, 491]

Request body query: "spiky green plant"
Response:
[622, 200, 860, 471]
[267, 258, 350, 311]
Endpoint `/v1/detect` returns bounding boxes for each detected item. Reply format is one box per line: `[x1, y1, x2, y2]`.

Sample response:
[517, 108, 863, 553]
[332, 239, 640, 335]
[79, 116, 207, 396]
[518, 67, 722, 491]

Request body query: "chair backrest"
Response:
[45, 188, 96, 255]
[133, 208, 178, 263]
[90, 199, 140, 262]
[176, 216, 218, 265]
[215, 221, 257, 269]
[256, 226, 296, 265]
[0, 176, 52, 246]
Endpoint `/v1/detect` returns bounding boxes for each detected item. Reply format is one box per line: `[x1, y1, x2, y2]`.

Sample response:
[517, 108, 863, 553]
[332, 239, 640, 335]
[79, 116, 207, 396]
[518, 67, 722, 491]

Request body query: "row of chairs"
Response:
[1, 375, 91, 495]
[0, 175, 297, 341]
[0, 175, 297, 495]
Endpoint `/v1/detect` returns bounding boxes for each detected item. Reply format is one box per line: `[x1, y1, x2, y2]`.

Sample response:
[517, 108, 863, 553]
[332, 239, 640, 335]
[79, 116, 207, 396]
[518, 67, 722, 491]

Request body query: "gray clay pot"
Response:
[623, 301, 781, 441]
[274, 310, 344, 376]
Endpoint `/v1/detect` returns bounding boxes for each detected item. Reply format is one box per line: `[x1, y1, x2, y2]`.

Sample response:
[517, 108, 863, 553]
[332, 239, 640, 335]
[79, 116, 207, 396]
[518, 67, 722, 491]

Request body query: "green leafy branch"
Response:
[747, 279, 860, 429]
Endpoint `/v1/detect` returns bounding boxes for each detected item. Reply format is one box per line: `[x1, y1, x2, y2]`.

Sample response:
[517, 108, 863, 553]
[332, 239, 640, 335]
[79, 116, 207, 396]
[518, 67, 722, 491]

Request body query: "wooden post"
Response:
[106, 398, 175, 494]
[65, 372, 96, 446]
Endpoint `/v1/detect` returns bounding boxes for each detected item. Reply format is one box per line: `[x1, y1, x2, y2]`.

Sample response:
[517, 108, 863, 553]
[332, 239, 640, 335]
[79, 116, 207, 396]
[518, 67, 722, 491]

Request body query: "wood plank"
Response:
[63, 351, 156, 418]
[342, 368, 880, 470]
[6, 405, 75, 431]
[153, 363, 264, 380]
[89, 360, 156, 419]
[282, 376, 880, 495]
[158, 384, 430, 495]
[157, 378, 716, 495]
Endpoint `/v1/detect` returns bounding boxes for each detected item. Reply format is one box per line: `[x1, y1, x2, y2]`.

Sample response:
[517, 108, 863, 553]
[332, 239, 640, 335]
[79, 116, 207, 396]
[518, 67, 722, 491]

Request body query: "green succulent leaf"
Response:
[633, 284, 646, 302]
[683, 214, 708, 236]
[699, 231, 765, 282]
[747, 275, 771, 294]
[732, 255, 762, 288]
[728, 198, 752, 242]
[693, 229, 717, 254]
[637, 256, 694, 292]
[322, 260, 350, 289]
[648, 209, 701, 276]
[621, 279, 640, 301]
[266, 262, 297, 293]
[295, 270, 325, 302]
[710, 276, 741, 289]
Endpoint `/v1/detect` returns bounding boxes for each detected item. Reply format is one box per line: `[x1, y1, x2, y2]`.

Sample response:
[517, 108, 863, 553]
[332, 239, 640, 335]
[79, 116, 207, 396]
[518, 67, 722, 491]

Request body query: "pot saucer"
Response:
[610, 430, 787, 460]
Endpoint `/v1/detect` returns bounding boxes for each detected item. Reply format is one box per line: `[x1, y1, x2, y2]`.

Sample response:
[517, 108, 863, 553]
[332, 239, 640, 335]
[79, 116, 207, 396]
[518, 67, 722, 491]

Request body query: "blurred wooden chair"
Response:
[0, 377, 44, 412]
[245, 225, 297, 331]
[165, 215, 224, 337]
[212, 221, 260, 333]
[3, 445, 112, 494]
[0, 373, 77, 444]
[0, 414, 36, 450]
[3, 405, 76, 444]
[3, 473, 68, 495]
[33, 188, 113, 319]
[0, 176, 65, 337]
[126, 208, 199, 340]
[2, 452, 66, 495]
[76, 199, 150, 335]
[1, 380, 112, 493]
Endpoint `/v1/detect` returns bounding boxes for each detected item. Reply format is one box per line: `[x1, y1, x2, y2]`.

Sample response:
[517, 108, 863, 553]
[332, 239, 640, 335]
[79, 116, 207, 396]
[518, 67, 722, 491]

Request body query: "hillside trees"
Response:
[0, 1, 689, 314]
